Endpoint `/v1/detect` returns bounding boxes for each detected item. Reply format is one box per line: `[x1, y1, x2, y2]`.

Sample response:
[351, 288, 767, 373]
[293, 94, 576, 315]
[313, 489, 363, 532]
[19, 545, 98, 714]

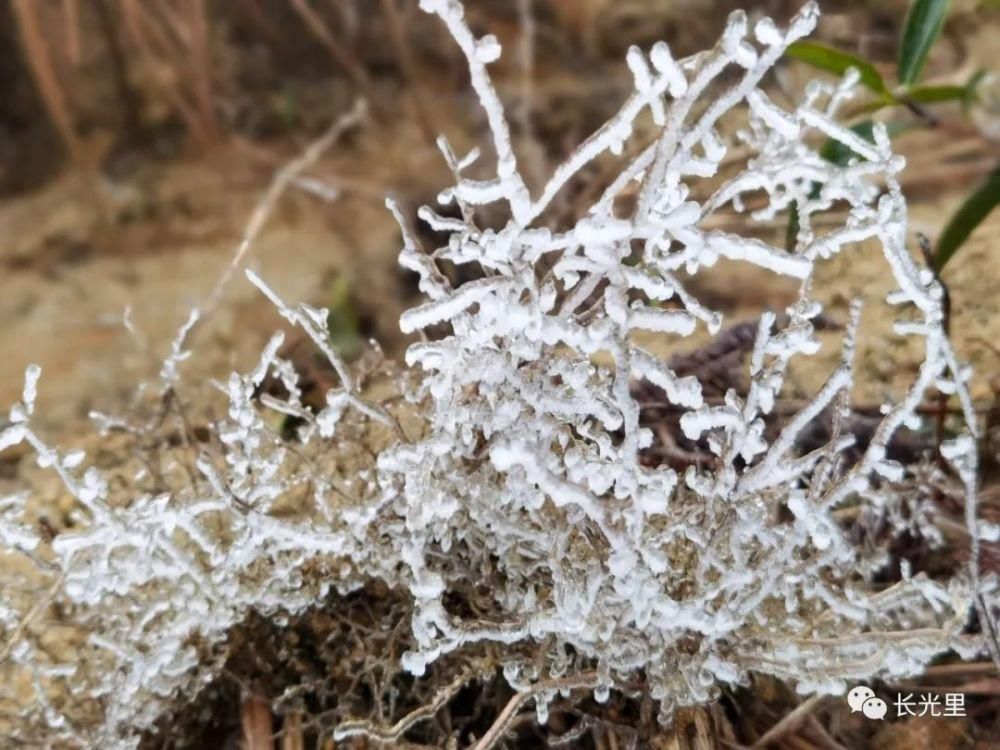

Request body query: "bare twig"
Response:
[750, 694, 824, 749]
[202, 99, 367, 317]
[470, 672, 598, 750]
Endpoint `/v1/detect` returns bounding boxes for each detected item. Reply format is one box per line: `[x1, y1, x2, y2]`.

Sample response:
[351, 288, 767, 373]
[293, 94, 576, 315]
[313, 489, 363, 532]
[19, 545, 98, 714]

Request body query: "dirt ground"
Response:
[0, 133, 428, 429]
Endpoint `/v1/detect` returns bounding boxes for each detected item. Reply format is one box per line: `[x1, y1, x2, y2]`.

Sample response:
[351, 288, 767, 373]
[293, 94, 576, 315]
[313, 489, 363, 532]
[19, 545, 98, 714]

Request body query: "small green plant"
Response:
[788, 0, 999, 270]
[326, 273, 363, 359]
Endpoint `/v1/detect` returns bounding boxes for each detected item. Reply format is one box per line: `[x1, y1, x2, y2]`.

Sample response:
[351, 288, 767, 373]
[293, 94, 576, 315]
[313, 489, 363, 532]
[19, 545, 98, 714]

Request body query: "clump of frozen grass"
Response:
[0, 1, 995, 746]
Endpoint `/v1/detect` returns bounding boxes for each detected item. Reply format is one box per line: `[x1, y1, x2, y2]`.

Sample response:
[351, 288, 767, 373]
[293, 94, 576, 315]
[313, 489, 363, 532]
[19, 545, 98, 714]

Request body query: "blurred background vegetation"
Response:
[2, 1, 995, 192]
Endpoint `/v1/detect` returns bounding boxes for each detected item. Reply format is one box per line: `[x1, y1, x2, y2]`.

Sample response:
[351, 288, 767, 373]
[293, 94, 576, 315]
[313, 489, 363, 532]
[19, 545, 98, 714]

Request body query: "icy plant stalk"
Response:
[0, 1, 994, 746]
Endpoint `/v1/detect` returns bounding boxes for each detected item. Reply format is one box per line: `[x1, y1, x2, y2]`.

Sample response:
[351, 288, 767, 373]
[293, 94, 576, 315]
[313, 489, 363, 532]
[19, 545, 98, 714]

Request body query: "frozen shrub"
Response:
[0, 322, 403, 746]
[381, 0, 991, 718]
[0, 1, 995, 746]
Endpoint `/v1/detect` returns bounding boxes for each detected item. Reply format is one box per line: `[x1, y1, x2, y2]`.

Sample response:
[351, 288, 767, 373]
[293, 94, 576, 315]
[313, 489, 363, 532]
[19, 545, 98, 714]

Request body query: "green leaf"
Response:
[962, 69, 988, 111]
[934, 165, 1000, 270]
[906, 83, 965, 104]
[854, 99, 895, 116]
[787, 41, 891, 99]
[326, 275, 363, 358]
[897, 0, 951, 85]
[903, 71, 988, 113]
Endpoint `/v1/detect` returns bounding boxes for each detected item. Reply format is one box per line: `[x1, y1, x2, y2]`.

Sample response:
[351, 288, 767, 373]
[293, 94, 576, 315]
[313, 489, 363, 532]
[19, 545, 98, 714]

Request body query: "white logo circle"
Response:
[862, 696, 888, 720]
[847, 685, 875, 713]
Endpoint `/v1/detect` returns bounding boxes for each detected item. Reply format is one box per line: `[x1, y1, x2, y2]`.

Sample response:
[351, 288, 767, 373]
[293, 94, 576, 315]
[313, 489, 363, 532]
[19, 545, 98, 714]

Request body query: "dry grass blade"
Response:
[241, 693, 273, 750]
[11, 0, 82, 164]
[378, 0, 437, 142]
[202, 98, 367, 317]
[187, 0, 219, 145]
[921, 661, 998, 678]
[116, 0, 220, 147]
[0, 572, 68, 665]
[801, 716, 847, 750]
[280, 710, 305, 750]
[290, 0, 370, 92]
[62, 0, 82, 65]
[749, 695, 824, 749]
[470, 673, 598, 750]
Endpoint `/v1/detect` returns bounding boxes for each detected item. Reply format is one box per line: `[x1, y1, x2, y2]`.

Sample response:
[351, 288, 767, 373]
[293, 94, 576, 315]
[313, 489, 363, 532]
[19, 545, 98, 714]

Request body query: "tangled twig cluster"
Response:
[0, 1, 995, 746]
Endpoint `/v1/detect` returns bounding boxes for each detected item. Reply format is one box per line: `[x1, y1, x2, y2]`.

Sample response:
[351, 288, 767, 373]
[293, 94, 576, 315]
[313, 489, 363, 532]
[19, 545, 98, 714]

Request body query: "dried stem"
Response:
[290, 0, 371, 93]
[11, 0, 82, 163]
[333, 662, 493, 744]
[749, 695, 824, 749]
[202, 99, 367, 317]
[470, 673, 598, 750]
[241, 693, 274, 750]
